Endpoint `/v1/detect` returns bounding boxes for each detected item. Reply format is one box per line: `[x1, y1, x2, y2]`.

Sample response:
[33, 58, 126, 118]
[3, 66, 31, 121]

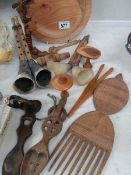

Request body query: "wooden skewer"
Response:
[68, 66, 114, 117]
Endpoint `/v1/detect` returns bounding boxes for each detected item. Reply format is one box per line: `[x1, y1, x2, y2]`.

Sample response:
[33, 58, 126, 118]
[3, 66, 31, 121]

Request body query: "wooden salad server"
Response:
[2, 95, 41, 175]
[20, 74, 73, 175]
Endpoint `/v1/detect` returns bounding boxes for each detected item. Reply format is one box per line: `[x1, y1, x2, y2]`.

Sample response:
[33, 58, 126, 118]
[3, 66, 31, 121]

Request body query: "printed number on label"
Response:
[59, 21, 70, 30]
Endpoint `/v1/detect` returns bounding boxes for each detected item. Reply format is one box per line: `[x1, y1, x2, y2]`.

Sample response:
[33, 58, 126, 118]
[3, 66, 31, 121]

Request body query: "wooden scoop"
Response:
[48, 111, 114, 175]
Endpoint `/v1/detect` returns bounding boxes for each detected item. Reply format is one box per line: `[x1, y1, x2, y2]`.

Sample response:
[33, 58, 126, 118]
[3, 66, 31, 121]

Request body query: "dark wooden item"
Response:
[93, 74, 129, 115]
[48, 111, 114, 175]
[20, 74, 73, 175]
[2, 95, 41, 175]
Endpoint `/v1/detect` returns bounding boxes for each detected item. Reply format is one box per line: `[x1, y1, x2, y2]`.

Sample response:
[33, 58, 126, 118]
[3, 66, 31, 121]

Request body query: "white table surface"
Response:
[0, 6, 131, 175]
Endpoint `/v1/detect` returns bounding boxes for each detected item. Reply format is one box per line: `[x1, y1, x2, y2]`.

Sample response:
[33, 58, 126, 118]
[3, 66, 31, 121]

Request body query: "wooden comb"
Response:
[48, 111, 114, 175]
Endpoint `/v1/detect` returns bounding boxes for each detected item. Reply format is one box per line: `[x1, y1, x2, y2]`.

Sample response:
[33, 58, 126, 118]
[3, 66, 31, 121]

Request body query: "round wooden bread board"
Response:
[93, 74, 129, 115]
[26, 0, 92, 43]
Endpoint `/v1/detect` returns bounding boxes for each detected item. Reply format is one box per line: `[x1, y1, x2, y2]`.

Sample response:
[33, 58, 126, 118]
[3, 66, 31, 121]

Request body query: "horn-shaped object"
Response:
[72, 66, 94, 86]
[14, 17, 52, 88]
[11, 18, 35, 93]
[47, 61, 72, 75]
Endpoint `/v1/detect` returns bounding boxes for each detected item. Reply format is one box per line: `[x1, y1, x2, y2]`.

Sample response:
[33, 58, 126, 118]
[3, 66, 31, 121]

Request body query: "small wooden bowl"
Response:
[51, 74, 73, 91]
[77, 46, 101, 59]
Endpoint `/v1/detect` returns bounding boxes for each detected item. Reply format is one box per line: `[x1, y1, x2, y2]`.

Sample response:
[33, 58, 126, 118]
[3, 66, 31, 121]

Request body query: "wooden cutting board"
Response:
[26, 0, 91, 43]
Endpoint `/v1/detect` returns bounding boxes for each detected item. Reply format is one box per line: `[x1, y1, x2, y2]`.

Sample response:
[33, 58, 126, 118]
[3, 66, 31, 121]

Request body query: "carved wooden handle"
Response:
[2, 114, 36, 175]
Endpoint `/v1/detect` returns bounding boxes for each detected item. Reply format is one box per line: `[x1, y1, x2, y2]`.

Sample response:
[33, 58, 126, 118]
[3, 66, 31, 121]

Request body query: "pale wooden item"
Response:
[51, 74, 73, 91]
[48, 111, 114, 175]
[26, 0, 92, 43]
[77, 46, 101, 68]
[68, 64, 114, 117]
[93, 74, 129, 115]
[49, 40, 80, 53]
[37, 52, 70, 66]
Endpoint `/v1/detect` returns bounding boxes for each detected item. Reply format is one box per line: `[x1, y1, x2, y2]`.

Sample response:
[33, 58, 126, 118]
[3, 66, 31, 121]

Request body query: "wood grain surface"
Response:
[49, 111, 114, 175]
[93, 74, 129, 115]
[26, 0, 91, 43]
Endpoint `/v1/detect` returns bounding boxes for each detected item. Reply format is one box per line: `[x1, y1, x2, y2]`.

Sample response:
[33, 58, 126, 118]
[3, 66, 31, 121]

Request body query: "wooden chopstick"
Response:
[68, 66, 114, 117]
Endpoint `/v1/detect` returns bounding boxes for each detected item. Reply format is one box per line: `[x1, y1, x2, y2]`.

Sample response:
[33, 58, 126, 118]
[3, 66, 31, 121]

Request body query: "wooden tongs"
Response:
[68, 64, 114, 117]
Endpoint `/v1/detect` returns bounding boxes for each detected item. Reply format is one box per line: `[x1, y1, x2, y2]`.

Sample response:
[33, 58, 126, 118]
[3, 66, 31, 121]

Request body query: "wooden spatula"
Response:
[48, 111, 114, 175]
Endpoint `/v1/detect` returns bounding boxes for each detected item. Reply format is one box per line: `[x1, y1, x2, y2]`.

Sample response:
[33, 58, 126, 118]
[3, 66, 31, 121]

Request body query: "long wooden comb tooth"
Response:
[82, 147, 99, 175]
[96, 151, 110, 175]
[60, 139, 83, 175]
[53, 136, 78, 175]
[68, 142, 88, 175]
[49, 130, 70, 161]
[90, 149, 105, 175]
[75, 144, 94, 175]
[49, 134, 74, 171]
